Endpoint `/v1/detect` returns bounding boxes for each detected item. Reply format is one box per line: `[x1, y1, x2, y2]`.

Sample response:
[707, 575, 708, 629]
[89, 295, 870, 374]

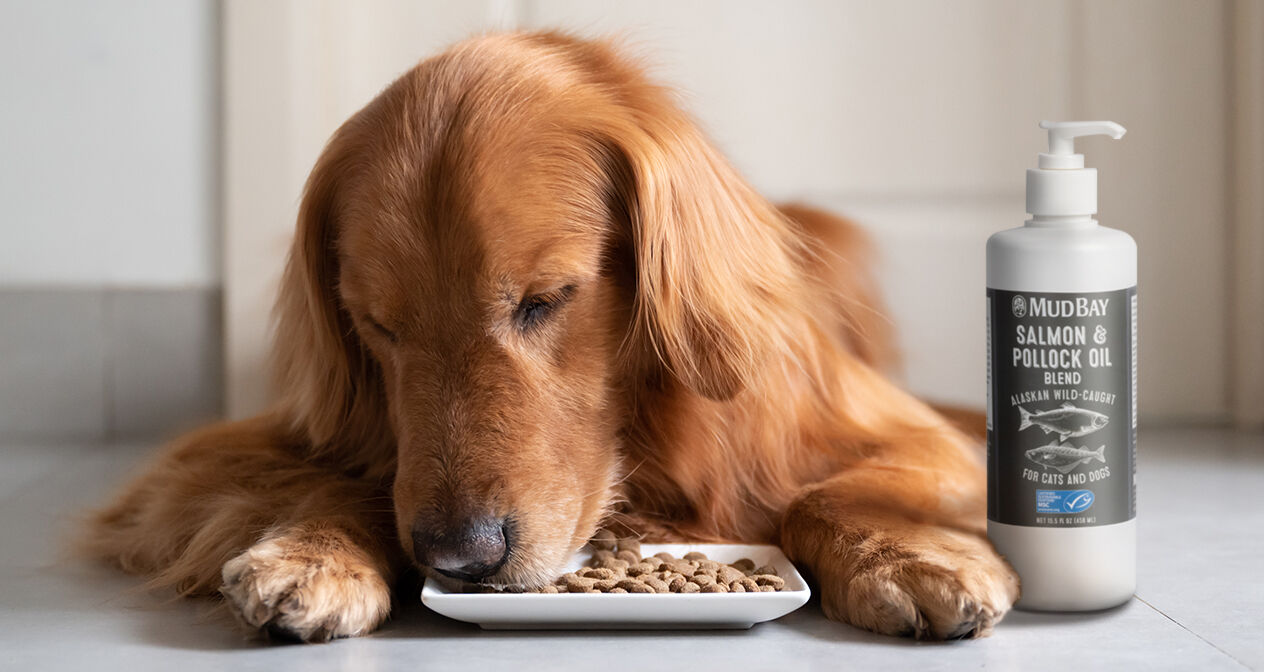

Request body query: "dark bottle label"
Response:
[987, 288, 1136, 527]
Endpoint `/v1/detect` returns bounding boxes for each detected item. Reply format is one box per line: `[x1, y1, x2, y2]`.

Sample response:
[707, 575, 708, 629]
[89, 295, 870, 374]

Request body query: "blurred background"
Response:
[1, 0, 1260, 444]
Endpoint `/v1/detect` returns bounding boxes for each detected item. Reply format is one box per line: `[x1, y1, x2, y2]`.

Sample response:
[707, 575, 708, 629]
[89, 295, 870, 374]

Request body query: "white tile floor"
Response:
[0, 428, 1259, 671]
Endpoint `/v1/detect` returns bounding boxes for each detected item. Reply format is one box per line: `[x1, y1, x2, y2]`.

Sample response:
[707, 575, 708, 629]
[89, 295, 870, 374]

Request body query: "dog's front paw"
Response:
[822, 527, 1019, 640]
[219, 532, 391, 643]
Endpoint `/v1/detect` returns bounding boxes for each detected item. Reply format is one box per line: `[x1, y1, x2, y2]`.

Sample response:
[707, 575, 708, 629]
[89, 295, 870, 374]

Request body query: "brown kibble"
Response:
[752, 574, 785, 590]
[490, 548, 786, 595]
[591, 528, 617, 551]
[619, 539, 642, 557]
[582, 567, 617, 580]
[599, 558, 630, 573]
[667, 560, 696, 576]
[717, 566, 745, 585]
[626, 562, 656, 577]
[644, 577, 670, 593]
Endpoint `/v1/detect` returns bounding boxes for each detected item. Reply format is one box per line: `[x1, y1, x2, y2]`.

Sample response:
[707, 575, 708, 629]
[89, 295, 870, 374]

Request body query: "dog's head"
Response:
[272, 33, 805, 585]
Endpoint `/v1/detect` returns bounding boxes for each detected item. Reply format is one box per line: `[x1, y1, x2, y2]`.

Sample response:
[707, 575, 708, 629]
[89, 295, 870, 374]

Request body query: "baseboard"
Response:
[0, 287, 223, 442]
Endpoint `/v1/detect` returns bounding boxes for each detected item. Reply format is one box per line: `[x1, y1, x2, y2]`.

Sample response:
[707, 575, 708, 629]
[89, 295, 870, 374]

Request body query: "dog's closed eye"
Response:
[515, 285, 576, 331]
[364, 317, 399, 344]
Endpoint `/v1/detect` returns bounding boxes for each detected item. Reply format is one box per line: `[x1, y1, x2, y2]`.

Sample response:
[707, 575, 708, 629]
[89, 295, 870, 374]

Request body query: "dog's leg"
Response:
[84, 417, 399, 642]
[780, 437, 1019, 640]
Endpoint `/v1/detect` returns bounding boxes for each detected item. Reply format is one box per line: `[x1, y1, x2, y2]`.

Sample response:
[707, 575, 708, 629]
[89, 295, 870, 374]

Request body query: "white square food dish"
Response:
[420, 543, 811, 630]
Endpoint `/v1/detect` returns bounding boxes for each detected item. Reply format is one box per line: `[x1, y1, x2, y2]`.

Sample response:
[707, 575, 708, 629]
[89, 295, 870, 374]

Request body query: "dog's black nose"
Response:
[412, 515, 509, 581]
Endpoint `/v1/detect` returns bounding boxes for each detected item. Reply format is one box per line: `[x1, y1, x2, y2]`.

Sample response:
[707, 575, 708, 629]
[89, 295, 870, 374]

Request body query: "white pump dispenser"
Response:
[987, 121, 1137, 612]
[1026, 121, 1126, 217]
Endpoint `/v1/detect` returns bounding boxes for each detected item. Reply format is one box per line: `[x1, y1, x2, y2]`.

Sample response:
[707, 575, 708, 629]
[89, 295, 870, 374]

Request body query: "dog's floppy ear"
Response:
[272, 124, 385, 449]
[603, 93, 807, 400]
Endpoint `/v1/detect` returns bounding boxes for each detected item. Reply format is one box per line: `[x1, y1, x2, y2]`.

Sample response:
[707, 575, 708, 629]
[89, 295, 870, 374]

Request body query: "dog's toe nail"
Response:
[264, 621, 306, 644]
[912, 611, 932, 640]
[947, 606, 995, 640]
[947, 621, 979, 640]
[309, 628, 333, 644]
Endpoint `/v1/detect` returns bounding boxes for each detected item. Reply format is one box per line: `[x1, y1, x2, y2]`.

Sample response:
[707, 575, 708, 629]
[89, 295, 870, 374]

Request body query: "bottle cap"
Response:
[1027, 120, 1126, 216]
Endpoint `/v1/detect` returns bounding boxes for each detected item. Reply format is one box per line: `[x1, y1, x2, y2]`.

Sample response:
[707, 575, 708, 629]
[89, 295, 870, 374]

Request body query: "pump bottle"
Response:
[987, 121, 1137, 611]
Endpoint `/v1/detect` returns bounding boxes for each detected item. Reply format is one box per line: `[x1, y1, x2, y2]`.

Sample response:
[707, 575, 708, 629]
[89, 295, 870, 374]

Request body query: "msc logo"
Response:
[1063, 490, 1095, 513]
[1011, 295, 1027, 318]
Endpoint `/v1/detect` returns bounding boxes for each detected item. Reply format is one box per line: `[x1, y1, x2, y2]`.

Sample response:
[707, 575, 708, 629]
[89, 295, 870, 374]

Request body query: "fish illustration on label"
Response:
[1017, 403, 1109, 442]
[1026, 443, 1107, 474]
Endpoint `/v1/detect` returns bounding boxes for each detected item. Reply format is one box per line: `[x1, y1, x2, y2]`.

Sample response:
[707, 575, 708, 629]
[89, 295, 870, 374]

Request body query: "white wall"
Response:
[0, 0, 218, 288]
[224, 0, 1237, 423]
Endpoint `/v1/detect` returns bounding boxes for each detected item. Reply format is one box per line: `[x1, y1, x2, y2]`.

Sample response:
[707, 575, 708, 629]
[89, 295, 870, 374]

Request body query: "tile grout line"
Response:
[1135, 595, 1254, 671]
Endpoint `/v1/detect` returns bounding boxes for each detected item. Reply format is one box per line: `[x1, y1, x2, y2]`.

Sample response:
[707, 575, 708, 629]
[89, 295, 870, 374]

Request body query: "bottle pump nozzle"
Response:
[1027, 120, 1127, 217]
[1038, 121, 1127, 169]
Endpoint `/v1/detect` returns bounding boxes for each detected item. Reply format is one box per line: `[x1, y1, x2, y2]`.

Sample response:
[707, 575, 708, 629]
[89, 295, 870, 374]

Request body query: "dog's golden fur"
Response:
[84, 32, 1017, 642]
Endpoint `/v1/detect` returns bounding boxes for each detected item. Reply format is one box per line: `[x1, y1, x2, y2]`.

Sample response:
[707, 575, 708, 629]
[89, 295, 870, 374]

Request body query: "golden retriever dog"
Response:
[84, 32, 1018, 642]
